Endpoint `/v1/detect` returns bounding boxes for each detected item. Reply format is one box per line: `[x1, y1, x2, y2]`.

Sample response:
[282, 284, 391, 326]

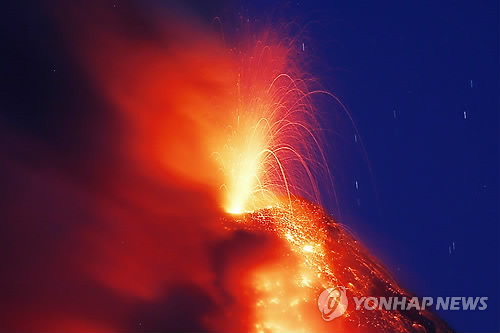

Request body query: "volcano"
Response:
[218, 199, 454, 333]
[0, 2, 463, 332]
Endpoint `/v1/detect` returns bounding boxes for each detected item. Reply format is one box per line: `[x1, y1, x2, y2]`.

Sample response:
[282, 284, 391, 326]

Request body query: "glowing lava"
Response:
[222, 199, 454, 333]
[214, 37, 329, 215]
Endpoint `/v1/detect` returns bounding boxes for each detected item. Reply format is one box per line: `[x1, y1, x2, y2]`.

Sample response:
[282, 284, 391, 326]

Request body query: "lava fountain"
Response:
[213, 35, 331, 215]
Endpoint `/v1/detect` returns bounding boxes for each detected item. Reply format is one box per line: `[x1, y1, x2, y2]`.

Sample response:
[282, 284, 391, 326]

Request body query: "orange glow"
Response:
[212, 34, 330, 215]
[221, 200, 452, 333]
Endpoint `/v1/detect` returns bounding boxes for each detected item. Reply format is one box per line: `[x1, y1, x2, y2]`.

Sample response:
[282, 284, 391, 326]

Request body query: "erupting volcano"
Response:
[0, 1, 457, 333]
[203, 12, 453, 333]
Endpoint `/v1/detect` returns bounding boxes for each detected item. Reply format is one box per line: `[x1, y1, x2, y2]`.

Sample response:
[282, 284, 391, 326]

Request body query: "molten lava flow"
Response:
[221, 199, 453, 333]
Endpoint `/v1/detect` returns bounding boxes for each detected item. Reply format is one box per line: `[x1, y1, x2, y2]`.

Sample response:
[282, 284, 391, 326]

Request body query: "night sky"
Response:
[1, 0, 498, 332]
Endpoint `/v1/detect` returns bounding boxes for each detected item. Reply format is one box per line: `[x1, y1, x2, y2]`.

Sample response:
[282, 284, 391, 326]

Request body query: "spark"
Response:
[213, 40, 330, 215]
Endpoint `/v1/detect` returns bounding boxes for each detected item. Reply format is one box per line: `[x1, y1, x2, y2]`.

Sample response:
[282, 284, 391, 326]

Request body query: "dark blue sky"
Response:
[236, 0, 498, 331]
[252, 1, 499, 331]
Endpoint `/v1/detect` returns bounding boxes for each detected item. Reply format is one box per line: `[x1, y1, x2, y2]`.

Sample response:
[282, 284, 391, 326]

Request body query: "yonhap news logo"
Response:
[317, 286, 488, 321]
[317, 286, 348, 321]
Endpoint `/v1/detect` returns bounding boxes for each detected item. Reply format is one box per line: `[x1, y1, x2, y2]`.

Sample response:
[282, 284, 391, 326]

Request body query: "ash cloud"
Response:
[0, 1, 274, 331]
